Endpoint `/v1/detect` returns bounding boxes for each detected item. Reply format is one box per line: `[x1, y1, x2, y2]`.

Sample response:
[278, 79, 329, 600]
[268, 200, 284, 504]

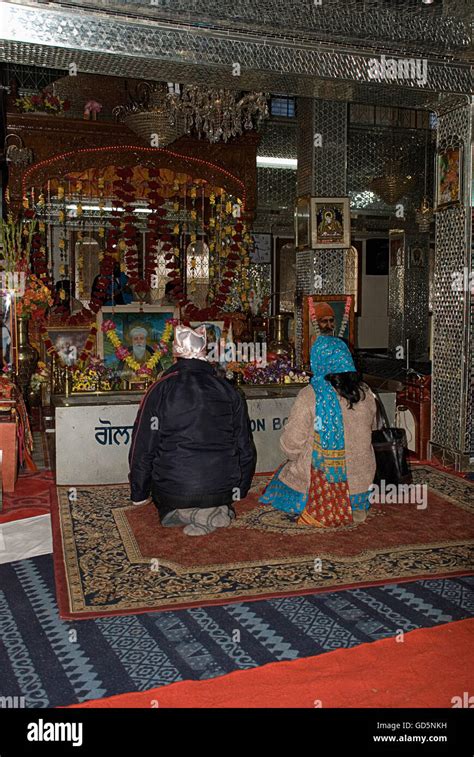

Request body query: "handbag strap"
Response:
[371, 387, 391, 430]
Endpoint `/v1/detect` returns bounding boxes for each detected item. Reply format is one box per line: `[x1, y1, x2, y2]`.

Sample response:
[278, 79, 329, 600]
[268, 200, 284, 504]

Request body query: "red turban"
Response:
[313, 301, 335, 320]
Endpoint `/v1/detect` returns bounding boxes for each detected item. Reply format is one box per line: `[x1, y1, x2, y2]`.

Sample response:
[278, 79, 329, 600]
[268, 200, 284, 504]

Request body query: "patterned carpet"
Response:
[0, 553, 472, 708]
[53, 466, 474, 618]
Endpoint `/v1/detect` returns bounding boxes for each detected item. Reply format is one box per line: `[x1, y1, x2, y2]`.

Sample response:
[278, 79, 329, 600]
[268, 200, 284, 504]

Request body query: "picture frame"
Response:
[295, 196, 351, 250]
[409, 245, 425, 269]
[97, 305, 177, 380]
[189, 320, 231, 362]
[435, 141, 463, 211]
[312, 197, 351, 249]
[302, 294, 355, 369]
[45, 326, 96, 367]
[389, 230, 405, 267]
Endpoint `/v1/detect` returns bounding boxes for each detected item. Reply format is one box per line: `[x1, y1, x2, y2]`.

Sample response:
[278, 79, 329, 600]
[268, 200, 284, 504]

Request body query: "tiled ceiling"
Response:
[0, 0, 472, 109]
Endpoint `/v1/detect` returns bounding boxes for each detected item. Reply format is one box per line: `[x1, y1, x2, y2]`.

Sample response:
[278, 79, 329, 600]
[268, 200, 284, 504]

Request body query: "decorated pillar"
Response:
[295, 98, 348, 365]
[388, 227, 431, 361]
[430, 100, 473, 470]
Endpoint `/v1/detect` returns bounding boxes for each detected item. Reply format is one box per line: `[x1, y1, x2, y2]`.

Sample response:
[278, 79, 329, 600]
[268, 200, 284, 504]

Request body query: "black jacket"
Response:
[128, 358, 256, 512]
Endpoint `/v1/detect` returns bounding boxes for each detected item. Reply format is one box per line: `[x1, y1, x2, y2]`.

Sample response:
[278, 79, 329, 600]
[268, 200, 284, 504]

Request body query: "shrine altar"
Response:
[53, 385, 303, 485]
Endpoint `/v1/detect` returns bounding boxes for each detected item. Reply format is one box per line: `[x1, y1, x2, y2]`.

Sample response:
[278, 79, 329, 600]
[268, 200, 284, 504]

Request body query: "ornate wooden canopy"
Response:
[6, 112, 259, 219]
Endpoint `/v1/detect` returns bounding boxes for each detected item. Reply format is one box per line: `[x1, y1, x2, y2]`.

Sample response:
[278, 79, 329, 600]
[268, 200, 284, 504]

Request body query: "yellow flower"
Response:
[58, 239, 65, 250]
[173, 224, 180, 234]
[57, 186, 65, 199]
[173, 202, 180, 212]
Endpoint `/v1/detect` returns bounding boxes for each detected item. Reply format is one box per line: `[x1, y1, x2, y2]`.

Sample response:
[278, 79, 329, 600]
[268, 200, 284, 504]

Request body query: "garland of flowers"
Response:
[338, 295, 352, 338]
[101, 318, 175, 376]
[165, 191, 246, 321]
[145, 167, 169, 293]
[16, 274, 53, 319]
[15, 89, 70, 114]
[39, 323, 98, 368]
[115, 168, 140, 291]
[30, 192, 49, 282]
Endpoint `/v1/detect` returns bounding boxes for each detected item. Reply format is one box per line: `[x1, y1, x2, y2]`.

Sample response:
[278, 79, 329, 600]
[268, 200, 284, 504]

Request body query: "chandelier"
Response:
[369, 158, 414, 205]
[114, 82, 269, 146]
[113, 83, 185, 147]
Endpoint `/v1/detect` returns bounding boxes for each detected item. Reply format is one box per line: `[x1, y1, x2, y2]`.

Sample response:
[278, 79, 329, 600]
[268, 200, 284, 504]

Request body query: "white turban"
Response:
[173, 324, 207, 361]
[129, 327, 148, 338]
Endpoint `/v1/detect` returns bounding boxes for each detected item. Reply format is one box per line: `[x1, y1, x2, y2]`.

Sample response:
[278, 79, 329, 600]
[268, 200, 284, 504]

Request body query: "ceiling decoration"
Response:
[0, 1, 471, 112]
[12, 0, 472, 58]
[369, 157, 414, 204]
[113, 81, 269, 146]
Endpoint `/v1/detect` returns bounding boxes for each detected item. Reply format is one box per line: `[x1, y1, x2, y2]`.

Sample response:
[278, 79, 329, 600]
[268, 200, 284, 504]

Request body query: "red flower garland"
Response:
[145, 167, 168, 292]
[165, 219, 245, 321]
[115, 167, 140, 290]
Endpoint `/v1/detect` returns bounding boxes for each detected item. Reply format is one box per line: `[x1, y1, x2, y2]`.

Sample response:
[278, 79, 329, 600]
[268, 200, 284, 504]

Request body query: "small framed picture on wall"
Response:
[435, 141, 463, 210]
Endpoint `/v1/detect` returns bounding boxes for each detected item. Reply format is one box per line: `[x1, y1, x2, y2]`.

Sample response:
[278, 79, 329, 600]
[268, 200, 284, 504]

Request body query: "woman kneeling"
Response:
[260, 335, 377, 527]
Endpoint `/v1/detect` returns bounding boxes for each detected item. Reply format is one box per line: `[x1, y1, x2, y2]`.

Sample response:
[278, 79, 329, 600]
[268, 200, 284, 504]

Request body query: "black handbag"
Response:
[371, 391, 412, 487]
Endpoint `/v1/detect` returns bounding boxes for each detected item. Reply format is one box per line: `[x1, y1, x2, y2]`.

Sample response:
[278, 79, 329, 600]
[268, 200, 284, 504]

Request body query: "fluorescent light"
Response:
[66, 204, 123, 212]
[66, 205, 151, 213]
[257, 156, 297, 169]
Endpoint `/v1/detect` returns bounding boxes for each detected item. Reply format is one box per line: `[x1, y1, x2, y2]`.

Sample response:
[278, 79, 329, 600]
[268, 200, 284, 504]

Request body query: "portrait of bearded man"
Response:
[117, 325, 161, 378]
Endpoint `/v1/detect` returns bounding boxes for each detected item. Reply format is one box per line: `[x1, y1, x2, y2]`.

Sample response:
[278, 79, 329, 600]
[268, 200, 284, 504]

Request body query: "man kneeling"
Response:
[129, 325, 256, 536]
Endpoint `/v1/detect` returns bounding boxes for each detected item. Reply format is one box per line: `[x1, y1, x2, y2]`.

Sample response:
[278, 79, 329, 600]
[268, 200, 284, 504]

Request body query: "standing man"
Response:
[129, 325, 256, 536]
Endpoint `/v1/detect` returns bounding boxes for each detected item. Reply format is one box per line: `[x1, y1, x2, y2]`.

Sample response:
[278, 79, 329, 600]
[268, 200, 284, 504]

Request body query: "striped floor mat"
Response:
[0, 553, 472, 707]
